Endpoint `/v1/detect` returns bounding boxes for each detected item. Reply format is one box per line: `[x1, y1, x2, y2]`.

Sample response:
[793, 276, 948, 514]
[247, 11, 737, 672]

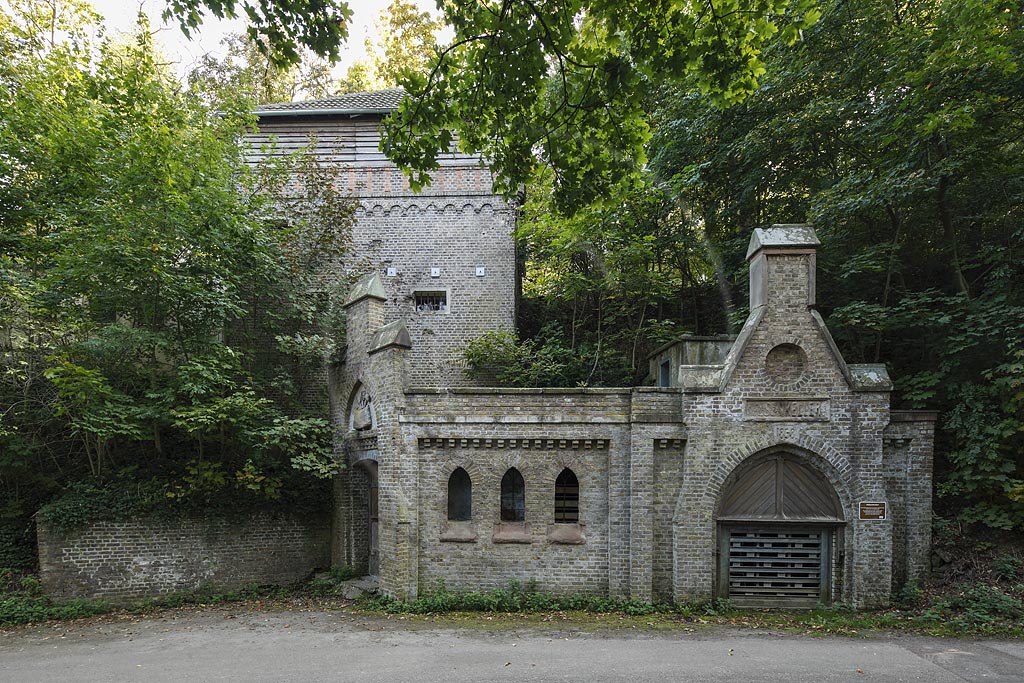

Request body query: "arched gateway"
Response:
[716, 451, 845, 608]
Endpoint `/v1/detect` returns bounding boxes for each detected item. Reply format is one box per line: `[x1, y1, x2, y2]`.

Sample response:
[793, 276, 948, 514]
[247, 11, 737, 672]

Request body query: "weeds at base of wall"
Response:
[0, 567, 299, 627]
[360, 580, 733, 617]
[0, 566, 362, 627]
[4, 569, 1023, 637]
[359, 580, 1024, 637]
[0, 572, 110, 626]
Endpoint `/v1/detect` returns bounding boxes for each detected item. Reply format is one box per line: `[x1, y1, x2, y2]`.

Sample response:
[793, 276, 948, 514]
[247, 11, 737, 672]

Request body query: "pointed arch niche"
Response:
[347, 383, 376, 433]
[440, 466, 477, 543]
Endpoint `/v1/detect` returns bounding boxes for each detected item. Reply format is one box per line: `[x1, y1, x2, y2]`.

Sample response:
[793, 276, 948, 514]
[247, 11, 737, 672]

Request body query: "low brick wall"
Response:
[37, 514, 330, 603]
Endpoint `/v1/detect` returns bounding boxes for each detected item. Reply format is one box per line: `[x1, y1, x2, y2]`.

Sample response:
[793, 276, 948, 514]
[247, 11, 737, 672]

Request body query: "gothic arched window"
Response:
[554, 469, 580, 523]
[500, 468, 526, 522]
[447, 467, 472, 521]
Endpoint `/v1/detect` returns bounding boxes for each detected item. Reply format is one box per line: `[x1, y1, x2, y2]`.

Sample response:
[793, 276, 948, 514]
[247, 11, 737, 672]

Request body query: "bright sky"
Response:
[88, 0, 435, 78]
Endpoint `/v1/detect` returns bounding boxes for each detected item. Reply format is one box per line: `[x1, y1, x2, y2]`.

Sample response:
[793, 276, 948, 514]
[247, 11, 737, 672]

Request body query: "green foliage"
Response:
[0, 569, 109, 625]
[0, 5, 350, 541]
[36, 481, 160, 531]
[0, 523, 36, 571]
[501, 177, 722, 388]
[649, 0, 1024, 528]
[330, 565, 357, 582]
[994, 555, 1023, 583]
[920, 583, 1024, 634]
[896, 579, 924, 608]
[463, 324, 634, 388]
[36, 473, 329, 533]
[361, 0, 443, 90]
[382, 0, 821, 209]
[302, 566, 357, 598]
[364, 580, 728, 617]
[133, 583, 289, 611]
[187, 32, 337, 108]
[163, 0, 353, 68]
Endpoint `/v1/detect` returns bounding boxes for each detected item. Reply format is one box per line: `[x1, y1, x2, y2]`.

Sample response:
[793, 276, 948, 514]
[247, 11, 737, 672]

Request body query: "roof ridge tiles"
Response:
[255, 88, 406, 115]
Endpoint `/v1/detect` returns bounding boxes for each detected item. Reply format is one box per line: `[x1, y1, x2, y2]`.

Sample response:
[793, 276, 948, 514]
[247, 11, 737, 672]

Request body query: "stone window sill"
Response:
[547, 523, 586, 545]
[440, 521, 478, 543]
[492, 522, 532, 544]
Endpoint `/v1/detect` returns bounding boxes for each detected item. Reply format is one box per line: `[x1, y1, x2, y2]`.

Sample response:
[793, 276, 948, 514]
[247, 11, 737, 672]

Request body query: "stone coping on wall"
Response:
[406, 386, 700, 395]
[400, 414, 630, 424]
[405, 387, 632, 395]
[889, 410, 940, 422]
[418, 437, 612, 449]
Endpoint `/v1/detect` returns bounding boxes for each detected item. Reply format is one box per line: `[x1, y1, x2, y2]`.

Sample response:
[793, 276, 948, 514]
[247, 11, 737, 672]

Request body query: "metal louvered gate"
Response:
[724, 527, 831, 608]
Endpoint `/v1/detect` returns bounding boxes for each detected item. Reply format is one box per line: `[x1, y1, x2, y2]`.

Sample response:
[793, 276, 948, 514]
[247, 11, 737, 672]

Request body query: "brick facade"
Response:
[37, 514, 330, 603]
[37, 96, 935, 608]
[245, 107, 517, 389]
[336, 219, 936, 608]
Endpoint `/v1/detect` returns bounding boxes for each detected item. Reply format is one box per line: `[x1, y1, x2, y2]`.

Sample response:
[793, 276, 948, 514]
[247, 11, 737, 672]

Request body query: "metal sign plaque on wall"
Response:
[859, 501, 887, 520]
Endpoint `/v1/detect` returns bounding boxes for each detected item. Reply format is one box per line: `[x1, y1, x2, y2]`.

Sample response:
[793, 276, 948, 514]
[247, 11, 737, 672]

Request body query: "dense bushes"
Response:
[0, 7, 349, 563]
[367, 581, 732, 617]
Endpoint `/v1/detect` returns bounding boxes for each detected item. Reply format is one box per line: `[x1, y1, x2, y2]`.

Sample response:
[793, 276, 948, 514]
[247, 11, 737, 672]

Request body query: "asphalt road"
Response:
[2, 609, 1022, 683]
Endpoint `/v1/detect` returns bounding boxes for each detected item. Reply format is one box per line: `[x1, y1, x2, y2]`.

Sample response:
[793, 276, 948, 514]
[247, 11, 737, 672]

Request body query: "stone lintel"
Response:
[744, 397, 831, 421]
[678, 365, 725, 392]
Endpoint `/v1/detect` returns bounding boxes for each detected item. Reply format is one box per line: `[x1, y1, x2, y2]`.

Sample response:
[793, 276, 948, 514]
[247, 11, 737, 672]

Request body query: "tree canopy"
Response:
[338, 0, 444, 93]
[648, 0, 1023, 526]
[473, 0, 1023, 529]
[382, 0, 821, 209]
[163, 0, 353, 67]
[0, 2, 352, 563]
[188, 31, 336, 107]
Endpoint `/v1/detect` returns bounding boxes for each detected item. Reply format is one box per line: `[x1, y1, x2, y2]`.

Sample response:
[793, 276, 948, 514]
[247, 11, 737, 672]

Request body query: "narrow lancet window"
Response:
[447, 467, 472, 521]
[554, 469, 580, 523]
[500, 468, 526, 522]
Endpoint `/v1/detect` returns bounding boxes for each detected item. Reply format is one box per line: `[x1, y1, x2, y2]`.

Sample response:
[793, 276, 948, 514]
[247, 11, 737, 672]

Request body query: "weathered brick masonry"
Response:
[37, 92, 935, 607]
[37, 514, 330, 602]
[243, 92, 936, 609]
[335, 220, 935, 608]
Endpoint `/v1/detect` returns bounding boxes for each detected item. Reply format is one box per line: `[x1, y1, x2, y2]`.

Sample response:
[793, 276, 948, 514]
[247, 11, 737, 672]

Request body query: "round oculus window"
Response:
[765, 343, 808, 383]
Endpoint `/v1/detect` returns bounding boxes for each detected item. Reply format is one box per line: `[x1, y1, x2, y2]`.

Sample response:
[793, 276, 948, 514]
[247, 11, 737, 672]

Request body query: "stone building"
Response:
[252, 91, 936, 609]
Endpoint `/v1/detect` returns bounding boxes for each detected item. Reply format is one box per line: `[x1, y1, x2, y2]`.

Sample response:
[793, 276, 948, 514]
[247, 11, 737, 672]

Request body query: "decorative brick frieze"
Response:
[418, 437, 610, 450]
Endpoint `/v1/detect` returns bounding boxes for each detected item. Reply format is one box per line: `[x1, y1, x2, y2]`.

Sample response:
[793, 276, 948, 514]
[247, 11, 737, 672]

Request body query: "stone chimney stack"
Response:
[746, 224, 820, 313]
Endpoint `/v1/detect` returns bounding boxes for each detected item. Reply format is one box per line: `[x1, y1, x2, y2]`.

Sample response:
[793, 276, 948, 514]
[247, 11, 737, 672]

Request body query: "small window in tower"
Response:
[554, 469, 580, 523]
[414, 290, 448, 312]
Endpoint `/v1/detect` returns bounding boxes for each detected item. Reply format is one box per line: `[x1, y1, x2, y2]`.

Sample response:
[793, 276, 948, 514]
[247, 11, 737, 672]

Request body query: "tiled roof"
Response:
[255, 89, 406, 116]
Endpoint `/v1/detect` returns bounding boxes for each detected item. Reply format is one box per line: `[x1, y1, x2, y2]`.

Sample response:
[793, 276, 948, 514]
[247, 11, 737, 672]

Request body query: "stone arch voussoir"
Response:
[700, 437, 856, 524]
